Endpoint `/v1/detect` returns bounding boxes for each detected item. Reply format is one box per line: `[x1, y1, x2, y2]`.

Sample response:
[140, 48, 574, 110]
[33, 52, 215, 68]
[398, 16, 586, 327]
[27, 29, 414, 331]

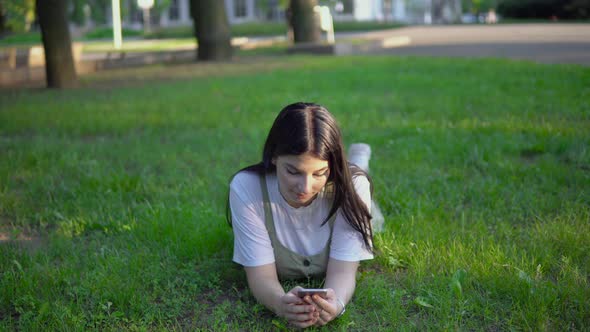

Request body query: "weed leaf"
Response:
[450, 278, 463, 298]
[450, 269, 467, 297]
[414, 296, 434, 308]
[13, 260, 23, 272]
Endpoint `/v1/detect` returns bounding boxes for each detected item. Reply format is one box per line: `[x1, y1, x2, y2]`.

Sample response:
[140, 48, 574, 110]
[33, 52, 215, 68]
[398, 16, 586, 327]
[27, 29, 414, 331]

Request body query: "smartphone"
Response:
[297, 288, 328, 298]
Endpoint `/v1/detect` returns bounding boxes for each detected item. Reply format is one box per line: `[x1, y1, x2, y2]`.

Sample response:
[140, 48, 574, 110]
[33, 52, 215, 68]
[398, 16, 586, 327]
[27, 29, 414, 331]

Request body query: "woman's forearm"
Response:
[324, 259, 360, 305]
[245, 264, 320, 328]
[248, 279, 286, 316]
[244, 264, 286, 316]
[303, 259, 359, 325]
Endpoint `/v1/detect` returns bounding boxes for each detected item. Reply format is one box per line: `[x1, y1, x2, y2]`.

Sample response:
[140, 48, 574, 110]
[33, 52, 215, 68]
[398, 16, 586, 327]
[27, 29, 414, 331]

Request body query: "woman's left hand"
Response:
[302, 288, 343, 326]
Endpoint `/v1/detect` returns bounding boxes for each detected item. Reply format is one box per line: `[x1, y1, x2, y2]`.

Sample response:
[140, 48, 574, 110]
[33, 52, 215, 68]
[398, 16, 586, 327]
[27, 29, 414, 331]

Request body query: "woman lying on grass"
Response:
[228, 102, 375, 328]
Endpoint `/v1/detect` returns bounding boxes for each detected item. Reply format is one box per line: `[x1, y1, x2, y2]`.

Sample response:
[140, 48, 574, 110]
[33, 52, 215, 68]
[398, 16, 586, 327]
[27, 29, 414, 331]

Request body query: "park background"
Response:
[1, 0, 589, 330]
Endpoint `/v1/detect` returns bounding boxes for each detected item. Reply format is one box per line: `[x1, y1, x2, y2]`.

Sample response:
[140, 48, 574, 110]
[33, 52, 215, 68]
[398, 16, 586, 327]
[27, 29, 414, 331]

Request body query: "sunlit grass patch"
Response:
[0, 56, 588, 330]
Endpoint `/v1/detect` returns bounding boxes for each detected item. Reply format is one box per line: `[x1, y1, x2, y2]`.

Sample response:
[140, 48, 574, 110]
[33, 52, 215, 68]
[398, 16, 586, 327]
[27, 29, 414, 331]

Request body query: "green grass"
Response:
[0, 29, 142, 49]
[80, 38, 289, 56]
[81, 38, 197, 53]
[1, 56, 589, 330]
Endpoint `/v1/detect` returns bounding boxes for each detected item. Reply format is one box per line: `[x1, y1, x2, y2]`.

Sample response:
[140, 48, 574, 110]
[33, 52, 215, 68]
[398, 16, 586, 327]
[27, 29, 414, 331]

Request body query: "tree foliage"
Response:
[2, 0, 35, 32]
[462, 0, 498, 14]
[497, 0, 590, 19]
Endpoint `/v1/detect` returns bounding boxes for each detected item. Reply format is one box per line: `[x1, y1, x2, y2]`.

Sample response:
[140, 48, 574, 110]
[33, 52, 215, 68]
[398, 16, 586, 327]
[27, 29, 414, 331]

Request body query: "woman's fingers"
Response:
[284, 311, 315, 322]
[290, 318, 318, 329]
[288, 303, 317, 314]
[282, 292, 304, 305]
[311, 295, 337, 316]
[310, 293, 341, 326]
[282, 286, 325, 327]
[282, 302, 318, 324]
[314, 311, 328, 326]
[285, 307, 319, 328]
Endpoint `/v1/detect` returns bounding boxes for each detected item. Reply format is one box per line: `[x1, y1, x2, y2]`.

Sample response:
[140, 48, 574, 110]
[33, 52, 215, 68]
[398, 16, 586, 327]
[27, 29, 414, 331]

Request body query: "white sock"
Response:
[348, 143, 384, 233]
[348, 143, 371, 172]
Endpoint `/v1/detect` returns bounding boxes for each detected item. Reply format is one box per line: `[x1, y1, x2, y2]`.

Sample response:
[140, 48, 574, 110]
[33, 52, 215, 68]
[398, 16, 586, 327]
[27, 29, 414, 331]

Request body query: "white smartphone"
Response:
[297, 288, 328, 298]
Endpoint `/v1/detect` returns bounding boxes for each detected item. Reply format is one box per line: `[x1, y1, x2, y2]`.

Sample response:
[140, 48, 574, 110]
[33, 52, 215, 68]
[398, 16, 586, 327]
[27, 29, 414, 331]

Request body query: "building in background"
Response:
[110, 0, 462, 30]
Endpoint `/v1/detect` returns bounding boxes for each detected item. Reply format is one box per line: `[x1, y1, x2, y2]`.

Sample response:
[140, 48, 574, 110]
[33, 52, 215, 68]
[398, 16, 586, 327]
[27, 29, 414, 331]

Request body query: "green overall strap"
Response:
[259, 174, 279, 244]
[259, 173, 337, 280]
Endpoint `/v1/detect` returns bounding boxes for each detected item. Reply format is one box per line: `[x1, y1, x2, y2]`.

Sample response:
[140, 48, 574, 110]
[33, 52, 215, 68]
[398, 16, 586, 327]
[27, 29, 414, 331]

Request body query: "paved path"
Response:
[341, 24, 590, 65]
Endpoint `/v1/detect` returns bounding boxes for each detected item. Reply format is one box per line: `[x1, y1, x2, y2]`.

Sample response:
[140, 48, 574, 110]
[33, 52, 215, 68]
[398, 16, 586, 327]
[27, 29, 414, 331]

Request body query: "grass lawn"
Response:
[79, 38, 290, 56]
[0, 55, 589, 330]
[81, 38, 198, 53]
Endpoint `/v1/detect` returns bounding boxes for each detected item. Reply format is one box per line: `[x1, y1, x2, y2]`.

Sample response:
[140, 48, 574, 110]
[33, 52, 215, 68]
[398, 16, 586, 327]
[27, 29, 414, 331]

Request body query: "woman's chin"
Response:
[289, 194, 316, 207]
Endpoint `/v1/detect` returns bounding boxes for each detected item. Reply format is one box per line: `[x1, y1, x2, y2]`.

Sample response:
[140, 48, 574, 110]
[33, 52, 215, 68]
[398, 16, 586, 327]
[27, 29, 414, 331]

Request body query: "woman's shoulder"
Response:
[349, 173, 371, 204]
[351, 172, 370, 189]
[230, 170, 262, 190]
[229, 170, 266, 208]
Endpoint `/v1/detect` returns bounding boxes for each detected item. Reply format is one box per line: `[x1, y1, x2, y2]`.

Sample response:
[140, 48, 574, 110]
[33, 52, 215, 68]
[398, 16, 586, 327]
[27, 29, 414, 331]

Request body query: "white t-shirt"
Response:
[230, 171, 374, 267]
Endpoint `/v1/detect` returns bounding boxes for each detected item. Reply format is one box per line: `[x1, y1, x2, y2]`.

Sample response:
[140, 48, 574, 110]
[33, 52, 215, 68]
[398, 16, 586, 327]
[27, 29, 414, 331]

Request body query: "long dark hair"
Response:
[227, 102, 374, 251]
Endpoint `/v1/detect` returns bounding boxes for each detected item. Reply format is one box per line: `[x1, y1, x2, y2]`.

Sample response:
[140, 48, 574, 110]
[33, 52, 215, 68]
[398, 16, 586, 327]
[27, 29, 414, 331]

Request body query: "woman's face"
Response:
[274, 152, 330, 208]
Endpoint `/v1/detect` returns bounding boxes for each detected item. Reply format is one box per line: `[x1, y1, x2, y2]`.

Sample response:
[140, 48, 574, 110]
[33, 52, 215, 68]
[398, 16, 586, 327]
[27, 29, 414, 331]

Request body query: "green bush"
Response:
[84, 27, 143, 40]
[146, 22, 288, 39]
[145, 26, 194, 39]
[333, 21, 404, 31]
[498, 0, 590, 19]
[0, 31, 41, 46]
[232, 22, 288, 36]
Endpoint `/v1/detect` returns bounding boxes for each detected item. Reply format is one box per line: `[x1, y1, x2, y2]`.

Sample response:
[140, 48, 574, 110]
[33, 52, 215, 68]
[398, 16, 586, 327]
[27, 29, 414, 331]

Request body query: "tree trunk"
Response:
[0, 2, 7, 35]
[290, 0, 321, 43]
[36, 0, 78, 88]
[432, 0, 444, 24]
[189, 0, 232, 61]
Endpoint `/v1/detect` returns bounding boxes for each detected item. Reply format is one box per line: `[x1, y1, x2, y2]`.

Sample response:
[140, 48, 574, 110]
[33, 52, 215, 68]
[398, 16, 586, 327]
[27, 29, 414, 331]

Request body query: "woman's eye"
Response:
[287, 169, 298, 175]
[314, 172, 328, 177]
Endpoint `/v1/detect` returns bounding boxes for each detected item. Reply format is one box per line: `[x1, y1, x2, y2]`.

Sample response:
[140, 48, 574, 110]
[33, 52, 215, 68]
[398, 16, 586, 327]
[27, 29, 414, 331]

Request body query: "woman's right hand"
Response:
[279, 286, 320, 328]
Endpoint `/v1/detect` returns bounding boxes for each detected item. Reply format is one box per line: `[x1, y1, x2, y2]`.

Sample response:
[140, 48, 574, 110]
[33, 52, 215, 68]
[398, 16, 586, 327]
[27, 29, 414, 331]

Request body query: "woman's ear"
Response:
[271, 157, 277, 165]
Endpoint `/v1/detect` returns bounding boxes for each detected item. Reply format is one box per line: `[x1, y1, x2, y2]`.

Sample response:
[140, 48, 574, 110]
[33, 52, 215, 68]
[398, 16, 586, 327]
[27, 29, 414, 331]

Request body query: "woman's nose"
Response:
[298, 176, 313, 193]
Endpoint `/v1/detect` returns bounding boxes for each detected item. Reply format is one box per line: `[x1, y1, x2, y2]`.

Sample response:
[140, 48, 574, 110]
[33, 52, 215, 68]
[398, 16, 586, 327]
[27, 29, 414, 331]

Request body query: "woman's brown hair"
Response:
[227, 102, 373, 251]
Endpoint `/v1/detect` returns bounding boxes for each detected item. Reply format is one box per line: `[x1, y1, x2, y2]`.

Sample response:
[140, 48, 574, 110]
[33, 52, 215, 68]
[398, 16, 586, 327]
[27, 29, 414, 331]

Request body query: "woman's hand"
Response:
[303, 288, 344, 326]
[280, 287, 320, 328]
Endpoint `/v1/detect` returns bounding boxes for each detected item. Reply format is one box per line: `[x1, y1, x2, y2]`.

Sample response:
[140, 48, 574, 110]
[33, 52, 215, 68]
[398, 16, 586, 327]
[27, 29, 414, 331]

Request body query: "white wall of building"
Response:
[226, 0, 257, 23]
[146, 0, 459, 29]
[352, 0, 412, 22]
[160, 0, 192, 26]
[159, 0, 259, 27]
[392, 0, 407, 22]
[353, 0, 383, 21]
